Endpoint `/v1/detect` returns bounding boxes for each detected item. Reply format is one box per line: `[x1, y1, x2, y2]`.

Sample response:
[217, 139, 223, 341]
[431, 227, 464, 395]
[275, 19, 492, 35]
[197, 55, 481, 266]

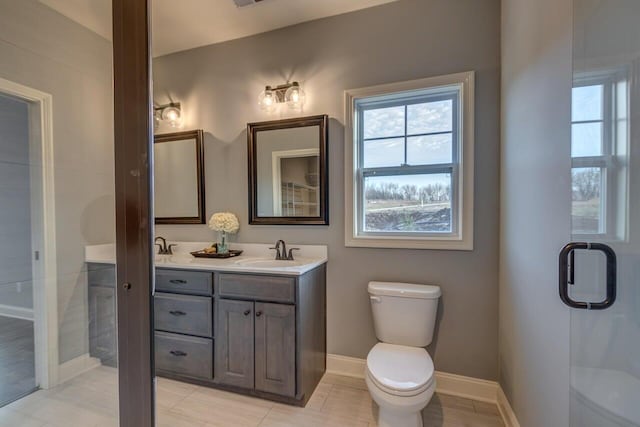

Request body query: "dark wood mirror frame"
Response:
[154, 129, 206, 224]
[248, 115, 329, 225]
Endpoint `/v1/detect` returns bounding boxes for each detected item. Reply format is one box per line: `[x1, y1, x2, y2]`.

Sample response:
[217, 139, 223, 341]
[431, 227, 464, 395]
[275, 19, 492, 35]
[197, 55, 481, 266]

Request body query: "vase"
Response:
[218, 231, 229, 254]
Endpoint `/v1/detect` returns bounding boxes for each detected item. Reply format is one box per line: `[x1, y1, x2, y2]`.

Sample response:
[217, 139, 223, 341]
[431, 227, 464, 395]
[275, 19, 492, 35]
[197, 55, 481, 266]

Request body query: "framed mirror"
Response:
[154, 129, 206, 224]
[248, 115, 329, 225]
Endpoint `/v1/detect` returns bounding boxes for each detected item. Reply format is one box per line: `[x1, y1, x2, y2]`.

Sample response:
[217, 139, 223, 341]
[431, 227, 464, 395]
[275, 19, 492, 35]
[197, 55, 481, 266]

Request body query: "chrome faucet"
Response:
[155, 236, 176, 255]
[269, 240, 300, 261]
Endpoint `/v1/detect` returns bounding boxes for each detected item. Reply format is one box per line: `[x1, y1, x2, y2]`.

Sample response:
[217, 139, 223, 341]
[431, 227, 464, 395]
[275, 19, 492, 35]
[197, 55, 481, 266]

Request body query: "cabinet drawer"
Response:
[218, 274, 295, 303]
[154, 293, 212, 337]
[87, 264, 116, 287]
[156, 269, 212, 295]
[155, 332, 212, 379]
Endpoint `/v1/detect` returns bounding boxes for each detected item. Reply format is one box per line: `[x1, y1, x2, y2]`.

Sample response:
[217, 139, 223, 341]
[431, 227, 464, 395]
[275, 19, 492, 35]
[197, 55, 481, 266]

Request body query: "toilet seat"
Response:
[366, 343, 434, 397]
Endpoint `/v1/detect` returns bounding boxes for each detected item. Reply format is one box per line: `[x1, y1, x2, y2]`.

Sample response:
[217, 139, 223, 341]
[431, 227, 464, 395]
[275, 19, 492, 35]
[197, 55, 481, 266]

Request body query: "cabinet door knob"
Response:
[244, 309, 251, 316]
[256, 311, 262, 317]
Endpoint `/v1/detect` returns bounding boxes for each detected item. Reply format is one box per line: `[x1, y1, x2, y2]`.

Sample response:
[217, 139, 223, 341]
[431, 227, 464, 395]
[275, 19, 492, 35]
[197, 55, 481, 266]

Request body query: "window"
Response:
[345, 72, 474, 250]
[571, 69, 628, 239]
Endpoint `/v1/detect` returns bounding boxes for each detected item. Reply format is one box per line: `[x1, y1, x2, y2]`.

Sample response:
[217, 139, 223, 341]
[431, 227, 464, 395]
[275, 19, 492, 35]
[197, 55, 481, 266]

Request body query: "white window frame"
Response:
[344, 72, 475, 250]
[571, 68, 629, 241]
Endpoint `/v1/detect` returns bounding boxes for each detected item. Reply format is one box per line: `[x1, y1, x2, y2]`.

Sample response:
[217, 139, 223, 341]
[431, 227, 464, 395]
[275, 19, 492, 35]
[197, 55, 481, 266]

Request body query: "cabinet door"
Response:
[215, 299, 254, 388]
[89, 285, 117, 367]
[254, 302, 296, 396]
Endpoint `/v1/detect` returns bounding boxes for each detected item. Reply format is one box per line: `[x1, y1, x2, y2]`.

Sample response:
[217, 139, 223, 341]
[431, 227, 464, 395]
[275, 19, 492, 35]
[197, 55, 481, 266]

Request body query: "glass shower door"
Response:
[0, 0, 123, 423]
[567, 1, 640, 426]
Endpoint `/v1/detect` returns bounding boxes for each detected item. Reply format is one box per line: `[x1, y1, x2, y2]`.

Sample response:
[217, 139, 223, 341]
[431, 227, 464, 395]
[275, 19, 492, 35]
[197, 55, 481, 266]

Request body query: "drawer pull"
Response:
[244, 309, 251, 316]
[256, 311, 263, 317]
[169, 310, 187, 316]
[169, 279, 187, 284]
[170, 350, 188, 357]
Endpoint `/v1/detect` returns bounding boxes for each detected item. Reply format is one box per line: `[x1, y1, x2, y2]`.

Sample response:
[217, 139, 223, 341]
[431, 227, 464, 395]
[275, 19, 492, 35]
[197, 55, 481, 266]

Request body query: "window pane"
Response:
[363, 106, 405, 139]
[572, 85, 603, 122]
[572, 167, 602, 234]
[571, 122, 602, 157]
[363, 137, 404, 168]
[407, 134, 452, 165]
[407, 99, 452, 134]
[363, 173, 452, 233]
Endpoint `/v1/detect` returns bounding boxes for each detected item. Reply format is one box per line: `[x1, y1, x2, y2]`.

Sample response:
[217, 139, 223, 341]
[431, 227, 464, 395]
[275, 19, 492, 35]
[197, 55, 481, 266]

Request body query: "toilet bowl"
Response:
[366, 343, 435, 427]
[365, 282, 441, 427]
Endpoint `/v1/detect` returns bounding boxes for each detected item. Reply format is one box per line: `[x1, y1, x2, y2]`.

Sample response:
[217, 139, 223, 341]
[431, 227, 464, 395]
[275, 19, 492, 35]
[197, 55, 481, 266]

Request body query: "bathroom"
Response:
[0, 0, 638, 426]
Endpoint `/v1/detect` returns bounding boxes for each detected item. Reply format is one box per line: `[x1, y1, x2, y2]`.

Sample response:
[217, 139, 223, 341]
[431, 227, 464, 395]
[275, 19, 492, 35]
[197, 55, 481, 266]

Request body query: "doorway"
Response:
[0, 92, 36, 407]
[0, 81, 58, 406]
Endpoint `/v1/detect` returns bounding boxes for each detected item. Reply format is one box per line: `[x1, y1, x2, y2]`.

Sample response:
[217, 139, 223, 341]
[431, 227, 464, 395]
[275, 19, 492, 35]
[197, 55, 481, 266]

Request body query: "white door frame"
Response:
[0, 77, 59, 389]
[271, 148, 319, 216]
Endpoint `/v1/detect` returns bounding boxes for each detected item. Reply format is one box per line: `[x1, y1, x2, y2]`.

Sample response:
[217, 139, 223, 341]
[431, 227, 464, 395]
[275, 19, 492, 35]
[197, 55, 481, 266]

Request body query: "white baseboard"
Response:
[497, 386, 521, 427]
[0, 304, 34, 321]
[326, 354, 366, 378]
[326, 353, 519, 426]
[57, 353, 101, 384]
[434, 370, 498, 404]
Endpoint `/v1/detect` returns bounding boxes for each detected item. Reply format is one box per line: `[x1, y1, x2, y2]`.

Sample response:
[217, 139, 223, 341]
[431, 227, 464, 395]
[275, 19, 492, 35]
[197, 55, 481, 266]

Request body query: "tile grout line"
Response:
[318, 382, 334, 413]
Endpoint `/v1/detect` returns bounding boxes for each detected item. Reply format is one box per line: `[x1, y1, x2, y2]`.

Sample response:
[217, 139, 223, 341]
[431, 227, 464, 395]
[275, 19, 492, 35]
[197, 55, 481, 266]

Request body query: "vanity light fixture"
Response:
[154, 102, 182, 128]
[258, 81, 306, 112]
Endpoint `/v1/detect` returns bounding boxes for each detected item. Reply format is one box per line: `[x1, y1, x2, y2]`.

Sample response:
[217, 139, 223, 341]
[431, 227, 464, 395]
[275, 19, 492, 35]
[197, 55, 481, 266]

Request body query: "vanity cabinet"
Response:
[254, 302, 296, 396]
[215, 299, 255, 388]
[215, 298, 296, 396]
[154, 268, 215, 381]
[86, 262, 326, 406]
[88, 263, 117, 368]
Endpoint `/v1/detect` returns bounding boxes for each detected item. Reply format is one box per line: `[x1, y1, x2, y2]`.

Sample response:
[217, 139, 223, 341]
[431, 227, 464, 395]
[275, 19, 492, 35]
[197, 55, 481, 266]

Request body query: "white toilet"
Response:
[365, 281, 441, 427]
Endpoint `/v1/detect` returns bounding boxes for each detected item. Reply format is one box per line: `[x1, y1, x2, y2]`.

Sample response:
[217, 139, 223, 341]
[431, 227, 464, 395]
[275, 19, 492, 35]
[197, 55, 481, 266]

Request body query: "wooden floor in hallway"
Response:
[0, 315, 36, 407]
[0, 366, 504, 426]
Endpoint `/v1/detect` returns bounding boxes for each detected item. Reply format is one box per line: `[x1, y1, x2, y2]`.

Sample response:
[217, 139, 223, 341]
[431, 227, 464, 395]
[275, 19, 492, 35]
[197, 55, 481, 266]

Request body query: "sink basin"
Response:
[234, 258, 309, 268]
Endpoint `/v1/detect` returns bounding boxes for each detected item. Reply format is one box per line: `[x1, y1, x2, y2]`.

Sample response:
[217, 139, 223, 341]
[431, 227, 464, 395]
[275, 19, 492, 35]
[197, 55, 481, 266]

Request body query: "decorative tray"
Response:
[190, 248, 243, 259]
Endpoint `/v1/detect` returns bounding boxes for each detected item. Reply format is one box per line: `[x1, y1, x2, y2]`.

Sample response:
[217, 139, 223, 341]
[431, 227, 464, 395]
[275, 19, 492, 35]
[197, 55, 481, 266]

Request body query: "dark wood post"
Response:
[112, 0, 155, 425]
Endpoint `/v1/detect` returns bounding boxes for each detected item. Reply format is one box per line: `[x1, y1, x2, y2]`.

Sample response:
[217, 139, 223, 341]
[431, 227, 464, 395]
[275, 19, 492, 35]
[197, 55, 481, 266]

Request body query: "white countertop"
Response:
[85, 242, 327, 276]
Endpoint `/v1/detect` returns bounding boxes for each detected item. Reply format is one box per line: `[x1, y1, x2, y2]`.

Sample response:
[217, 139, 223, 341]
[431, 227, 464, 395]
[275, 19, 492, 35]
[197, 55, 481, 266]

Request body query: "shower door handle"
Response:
[559, 242, 617, 310]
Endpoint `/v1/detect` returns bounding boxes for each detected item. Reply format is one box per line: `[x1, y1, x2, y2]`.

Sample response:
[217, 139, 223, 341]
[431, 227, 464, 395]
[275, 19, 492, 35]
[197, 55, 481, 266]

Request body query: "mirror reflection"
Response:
[256, 126, 320, 217]
[154, 130, 205, 224]
[248, 115, 328, 225]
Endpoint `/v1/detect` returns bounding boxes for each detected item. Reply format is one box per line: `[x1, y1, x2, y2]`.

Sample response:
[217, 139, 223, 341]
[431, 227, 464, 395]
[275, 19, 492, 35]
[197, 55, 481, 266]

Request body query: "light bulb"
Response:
[162, 105, 181, 127]
[285, 83, 305, 110]
[258, 86, 277, 113]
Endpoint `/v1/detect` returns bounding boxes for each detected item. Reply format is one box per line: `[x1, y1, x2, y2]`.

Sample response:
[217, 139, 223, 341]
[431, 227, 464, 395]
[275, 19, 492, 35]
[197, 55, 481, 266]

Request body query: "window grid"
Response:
[355, 92, 460, 237]
[571, 78, 615, 237]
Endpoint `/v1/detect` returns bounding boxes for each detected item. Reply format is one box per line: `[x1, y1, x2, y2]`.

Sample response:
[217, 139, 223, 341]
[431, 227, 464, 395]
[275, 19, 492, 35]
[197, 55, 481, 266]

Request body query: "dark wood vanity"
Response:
[88, 262, 327, 406]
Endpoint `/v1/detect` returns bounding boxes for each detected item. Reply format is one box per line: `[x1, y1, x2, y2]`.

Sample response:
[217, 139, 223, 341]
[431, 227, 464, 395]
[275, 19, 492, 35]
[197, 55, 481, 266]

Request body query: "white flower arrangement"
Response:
[208, 212, 240, 234]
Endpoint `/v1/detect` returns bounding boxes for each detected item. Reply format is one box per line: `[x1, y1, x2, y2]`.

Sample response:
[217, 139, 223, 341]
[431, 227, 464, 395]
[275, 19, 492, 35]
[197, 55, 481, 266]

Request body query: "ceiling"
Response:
[39, 0, 398, 57]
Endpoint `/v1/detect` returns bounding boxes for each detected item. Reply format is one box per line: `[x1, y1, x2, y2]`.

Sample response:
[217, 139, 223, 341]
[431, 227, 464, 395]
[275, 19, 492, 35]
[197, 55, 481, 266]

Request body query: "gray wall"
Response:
[0, 0, 115, 363]
[500, 0, 572, 425]
[0, 94, 33, 311]
[154, 0, 501, 380]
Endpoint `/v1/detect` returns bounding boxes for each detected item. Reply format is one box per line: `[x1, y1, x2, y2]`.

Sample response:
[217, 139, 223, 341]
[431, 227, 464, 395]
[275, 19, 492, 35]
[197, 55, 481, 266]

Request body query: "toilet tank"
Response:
[368, 281, 441, 347]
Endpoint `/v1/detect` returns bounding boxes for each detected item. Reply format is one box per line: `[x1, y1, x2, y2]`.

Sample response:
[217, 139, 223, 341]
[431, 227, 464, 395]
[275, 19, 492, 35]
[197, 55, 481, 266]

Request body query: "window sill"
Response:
[345, 235, 473, 251]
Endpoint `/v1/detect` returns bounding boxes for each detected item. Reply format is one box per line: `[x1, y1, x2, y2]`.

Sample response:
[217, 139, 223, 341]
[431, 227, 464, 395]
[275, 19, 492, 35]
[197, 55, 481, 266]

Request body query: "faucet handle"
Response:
[287, 248, 300, 260]
[155, 243, 163, 254]
[269, 246, 281, 260]
[167, 244, 177, 255]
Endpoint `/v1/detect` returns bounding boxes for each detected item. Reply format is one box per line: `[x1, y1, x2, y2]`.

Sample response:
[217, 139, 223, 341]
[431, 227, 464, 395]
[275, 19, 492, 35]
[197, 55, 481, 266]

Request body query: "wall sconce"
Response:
[258, 82, 305, 112]
[154, 102, 182, 129]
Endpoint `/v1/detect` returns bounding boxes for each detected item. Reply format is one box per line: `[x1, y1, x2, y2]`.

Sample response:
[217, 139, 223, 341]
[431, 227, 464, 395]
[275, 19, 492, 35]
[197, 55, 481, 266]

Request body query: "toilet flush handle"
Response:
[370, 296, 382, 303]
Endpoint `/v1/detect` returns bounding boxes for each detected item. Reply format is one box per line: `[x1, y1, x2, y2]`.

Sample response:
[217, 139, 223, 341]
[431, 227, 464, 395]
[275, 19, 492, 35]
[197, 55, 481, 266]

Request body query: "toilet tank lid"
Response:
[368, 281, 441, 299]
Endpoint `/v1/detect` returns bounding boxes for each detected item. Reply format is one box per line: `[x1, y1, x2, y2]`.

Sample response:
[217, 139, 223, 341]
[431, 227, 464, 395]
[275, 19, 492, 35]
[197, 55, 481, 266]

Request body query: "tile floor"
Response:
[0, 367, 504, 426]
